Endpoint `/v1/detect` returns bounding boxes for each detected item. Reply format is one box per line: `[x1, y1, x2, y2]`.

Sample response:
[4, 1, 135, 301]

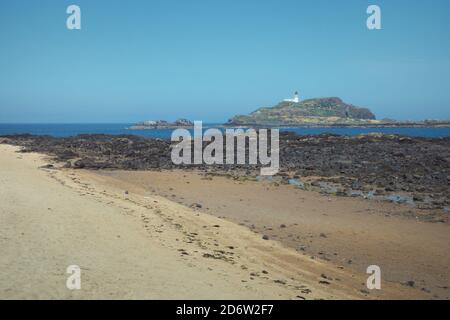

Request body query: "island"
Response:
[129, 119, 194, 129]
[226, 92, 450, 127]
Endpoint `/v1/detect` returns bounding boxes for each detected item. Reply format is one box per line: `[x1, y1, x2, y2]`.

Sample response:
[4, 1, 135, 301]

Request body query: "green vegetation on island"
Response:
[227, 97, 378, 126]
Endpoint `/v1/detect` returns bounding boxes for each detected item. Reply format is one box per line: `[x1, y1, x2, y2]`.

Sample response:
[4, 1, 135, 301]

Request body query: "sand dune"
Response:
[0, 144, 431, 299]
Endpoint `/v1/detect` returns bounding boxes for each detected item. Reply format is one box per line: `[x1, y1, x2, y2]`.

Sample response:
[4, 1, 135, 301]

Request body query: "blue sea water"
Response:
[0, 123, 449, 139]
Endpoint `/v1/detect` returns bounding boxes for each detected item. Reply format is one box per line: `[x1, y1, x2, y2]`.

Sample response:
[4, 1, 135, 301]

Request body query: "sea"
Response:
[0, 123, 449, 139]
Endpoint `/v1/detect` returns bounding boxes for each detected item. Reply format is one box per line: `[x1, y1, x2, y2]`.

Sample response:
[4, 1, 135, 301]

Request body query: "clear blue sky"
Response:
[1, 0, 450, 123]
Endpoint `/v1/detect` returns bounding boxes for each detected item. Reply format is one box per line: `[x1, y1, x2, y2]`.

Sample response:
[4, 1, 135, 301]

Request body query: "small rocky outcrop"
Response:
[130, 119, 193, 129]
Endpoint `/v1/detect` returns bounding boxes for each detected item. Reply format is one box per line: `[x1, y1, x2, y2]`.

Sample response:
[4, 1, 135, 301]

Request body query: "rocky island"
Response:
[227, 96, 377, 126]
[227, 94, 450, 127]
[130, 118, 193, 129]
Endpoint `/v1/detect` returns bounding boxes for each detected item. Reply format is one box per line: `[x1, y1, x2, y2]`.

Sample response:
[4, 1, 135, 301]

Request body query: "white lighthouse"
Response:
[284, 91, 300, 103]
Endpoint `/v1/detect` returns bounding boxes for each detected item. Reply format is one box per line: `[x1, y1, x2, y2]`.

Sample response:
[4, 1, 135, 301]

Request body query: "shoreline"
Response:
[2, 132, 449, 213]
[127, 123, 450, 130]
[0, 144, 437, 299]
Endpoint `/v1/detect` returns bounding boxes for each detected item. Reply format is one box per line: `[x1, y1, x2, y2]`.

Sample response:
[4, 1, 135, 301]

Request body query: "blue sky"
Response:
[1, 0, 450, 123]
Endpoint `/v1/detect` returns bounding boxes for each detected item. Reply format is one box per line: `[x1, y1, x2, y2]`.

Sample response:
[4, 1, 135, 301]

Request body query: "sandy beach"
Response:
[1, 144, 447, 299]
[99, 170, 450, 299]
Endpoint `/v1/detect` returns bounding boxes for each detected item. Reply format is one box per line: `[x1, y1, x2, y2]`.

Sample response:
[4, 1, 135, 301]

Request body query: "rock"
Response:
[2, 132, 449, 211]
[360, 289, 370, 294]
[351, 180, 363, 190]
[262, 235, 270, 240]
[274, 279, 286, 285]
[405, 280, 415, 287]
[288, 179, 305, 189]
[311, 181, 321, 187]
[131, 119, 193, 129]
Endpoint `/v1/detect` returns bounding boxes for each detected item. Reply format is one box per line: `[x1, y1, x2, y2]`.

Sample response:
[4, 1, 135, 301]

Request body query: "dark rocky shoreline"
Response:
[1, 132, 449, 212]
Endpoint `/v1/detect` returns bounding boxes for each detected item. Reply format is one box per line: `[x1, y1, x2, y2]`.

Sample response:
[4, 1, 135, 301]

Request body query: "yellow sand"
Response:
[0, 144, 425, 299]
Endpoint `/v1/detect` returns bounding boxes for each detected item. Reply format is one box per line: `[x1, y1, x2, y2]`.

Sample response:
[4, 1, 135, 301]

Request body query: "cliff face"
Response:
[228, 97, 376, 125]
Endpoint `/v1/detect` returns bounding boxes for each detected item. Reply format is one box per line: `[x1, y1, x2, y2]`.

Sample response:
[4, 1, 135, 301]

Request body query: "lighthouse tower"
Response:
[284, 91, 300, 103]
